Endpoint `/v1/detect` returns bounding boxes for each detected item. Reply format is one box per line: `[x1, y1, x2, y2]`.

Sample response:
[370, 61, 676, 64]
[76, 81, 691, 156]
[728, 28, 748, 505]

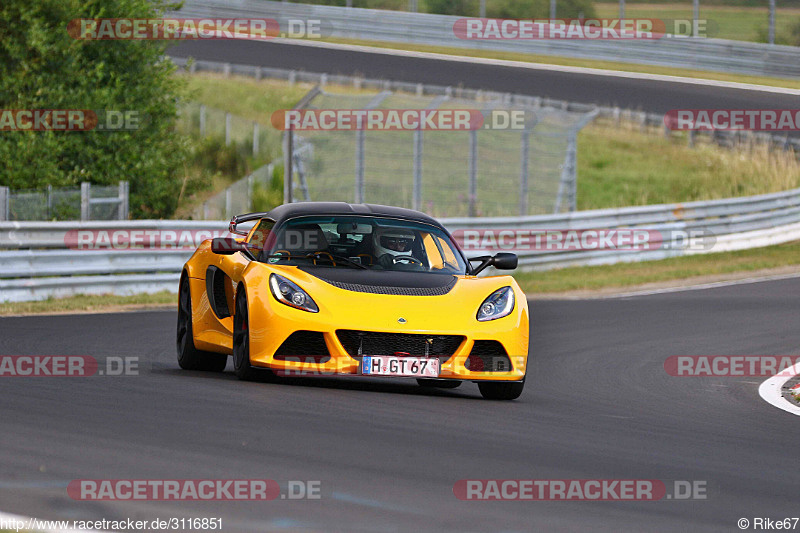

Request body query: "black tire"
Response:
[177, 275, 228, 372]
[477, 378, 525, 401]
[416, 378, 462, 389]
[232, 288, 270, 381]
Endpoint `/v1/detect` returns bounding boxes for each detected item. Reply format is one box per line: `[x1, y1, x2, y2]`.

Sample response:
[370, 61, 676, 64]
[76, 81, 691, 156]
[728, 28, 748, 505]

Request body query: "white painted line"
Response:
[0, 509, 109, 533]
[759, 362, 800, 416]
[263, 37, 800, 95]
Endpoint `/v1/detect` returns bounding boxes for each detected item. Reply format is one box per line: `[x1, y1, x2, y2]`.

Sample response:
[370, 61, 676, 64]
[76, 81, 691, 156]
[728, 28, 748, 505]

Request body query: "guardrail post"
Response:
[223, 63, 231, 78]
[199, 105, 206, 137]
[253, 122, 259, 156]
[118, 181, 129, 220]
[0, 186, 9, 221]
[519, 130, 529, 216]
[413, 129, 423, 211]
[468, 129, 477, 217]
[225, 113, 232, 146]
[255, 66, 262, 80]
[80, 182, 90, 221]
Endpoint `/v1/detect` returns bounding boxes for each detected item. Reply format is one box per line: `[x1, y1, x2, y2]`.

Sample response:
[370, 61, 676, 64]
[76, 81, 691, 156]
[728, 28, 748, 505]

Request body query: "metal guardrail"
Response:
[173, 0, 800, 79]
[3, 187, 800, 301]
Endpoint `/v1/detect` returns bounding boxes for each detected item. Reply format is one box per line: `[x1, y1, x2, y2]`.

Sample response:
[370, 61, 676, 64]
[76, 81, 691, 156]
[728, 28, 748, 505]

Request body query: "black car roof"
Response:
[264, 202, 441, 227]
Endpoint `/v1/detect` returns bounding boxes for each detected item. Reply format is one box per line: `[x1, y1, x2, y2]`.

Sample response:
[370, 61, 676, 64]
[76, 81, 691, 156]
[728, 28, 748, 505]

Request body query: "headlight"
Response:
[269, 274, 319, 313]
[476, 286, 514, 321]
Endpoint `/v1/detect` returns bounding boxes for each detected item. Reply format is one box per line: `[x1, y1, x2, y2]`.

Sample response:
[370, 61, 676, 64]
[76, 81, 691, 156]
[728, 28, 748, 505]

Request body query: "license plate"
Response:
[361, 356, 440, 378]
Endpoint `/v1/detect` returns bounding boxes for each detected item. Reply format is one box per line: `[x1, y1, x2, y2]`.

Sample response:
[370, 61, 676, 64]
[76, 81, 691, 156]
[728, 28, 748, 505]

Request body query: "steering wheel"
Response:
[392, 255, 424, 266]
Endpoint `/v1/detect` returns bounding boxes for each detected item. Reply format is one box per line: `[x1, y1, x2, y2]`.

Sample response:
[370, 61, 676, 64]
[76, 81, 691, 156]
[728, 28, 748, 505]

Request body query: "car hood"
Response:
[296, 266, 458, 296]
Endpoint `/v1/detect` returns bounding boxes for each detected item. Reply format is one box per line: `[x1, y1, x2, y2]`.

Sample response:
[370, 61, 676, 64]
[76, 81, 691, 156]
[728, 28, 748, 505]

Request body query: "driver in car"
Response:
[373, 228, 421, 270]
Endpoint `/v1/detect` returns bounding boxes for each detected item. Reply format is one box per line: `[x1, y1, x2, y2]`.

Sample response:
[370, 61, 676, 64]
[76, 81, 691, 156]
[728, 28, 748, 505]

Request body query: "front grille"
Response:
[336, 330, 464, 363]
[466, 341, 512, 372]
[274, 331, 330, 363]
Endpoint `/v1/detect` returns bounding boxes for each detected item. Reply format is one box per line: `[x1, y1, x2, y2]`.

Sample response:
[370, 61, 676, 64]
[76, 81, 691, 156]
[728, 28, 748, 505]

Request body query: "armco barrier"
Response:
[3, 187, 800, 302]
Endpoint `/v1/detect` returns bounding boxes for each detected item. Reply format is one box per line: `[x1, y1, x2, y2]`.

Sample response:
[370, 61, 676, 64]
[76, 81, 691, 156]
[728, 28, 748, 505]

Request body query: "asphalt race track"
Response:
[1, 277, 798, 532]
[167, 40, 800, 114]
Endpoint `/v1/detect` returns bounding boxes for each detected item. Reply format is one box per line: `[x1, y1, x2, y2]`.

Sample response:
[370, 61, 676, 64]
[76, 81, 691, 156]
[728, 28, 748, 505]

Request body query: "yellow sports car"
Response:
[177, 202, 529, 400]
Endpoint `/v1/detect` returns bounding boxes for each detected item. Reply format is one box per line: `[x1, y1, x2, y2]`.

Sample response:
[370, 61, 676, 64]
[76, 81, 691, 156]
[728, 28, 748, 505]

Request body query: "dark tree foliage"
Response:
[0, 0, 189, 218]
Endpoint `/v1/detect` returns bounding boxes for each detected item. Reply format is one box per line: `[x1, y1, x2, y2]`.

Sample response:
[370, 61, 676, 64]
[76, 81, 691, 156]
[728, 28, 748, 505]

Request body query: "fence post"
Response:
[468, 130, 477, 217]
[199, 105, 206, 137]
[118, 181, 129, 220]
[225, 188, 232, 219]
[283, 128, 294, 204]
[413, 130, 423, 211]
[46, 184, 52, 220]
[355, 129, 365, 203]
[80, 182, 90, 221]
[519, 130, 529, 216]
[225, 113, 232, 146]
[566, 135, 578, 212]
[0, 186, 8, 221]
[253, 122, 259, 156]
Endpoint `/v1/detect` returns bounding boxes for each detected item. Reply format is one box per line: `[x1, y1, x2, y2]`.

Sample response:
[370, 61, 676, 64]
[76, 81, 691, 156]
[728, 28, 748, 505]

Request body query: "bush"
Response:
[0, 0, 188, 218]
[251, 164, 284, 212]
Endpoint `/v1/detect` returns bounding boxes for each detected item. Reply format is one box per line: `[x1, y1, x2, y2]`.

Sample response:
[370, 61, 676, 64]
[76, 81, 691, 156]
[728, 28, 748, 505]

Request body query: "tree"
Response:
[0, 0, 188, 218]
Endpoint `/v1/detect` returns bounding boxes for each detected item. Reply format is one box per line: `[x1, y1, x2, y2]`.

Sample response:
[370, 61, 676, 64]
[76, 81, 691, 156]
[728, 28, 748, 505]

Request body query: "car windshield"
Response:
[250, 215, 468, 274]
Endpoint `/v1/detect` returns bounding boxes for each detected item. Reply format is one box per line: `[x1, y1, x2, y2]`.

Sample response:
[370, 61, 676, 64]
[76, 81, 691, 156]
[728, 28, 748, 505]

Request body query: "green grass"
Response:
[516, 240, 800, 294]
[0, 291, 175, 316]
[577, 117, 800, 209]
[595, 2, 800, 43]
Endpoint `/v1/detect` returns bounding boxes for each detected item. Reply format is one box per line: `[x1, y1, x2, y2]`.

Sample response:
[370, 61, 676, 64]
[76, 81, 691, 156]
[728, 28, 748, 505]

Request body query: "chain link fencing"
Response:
[284, 88, 597, 217]
[0, 183, 128, 222]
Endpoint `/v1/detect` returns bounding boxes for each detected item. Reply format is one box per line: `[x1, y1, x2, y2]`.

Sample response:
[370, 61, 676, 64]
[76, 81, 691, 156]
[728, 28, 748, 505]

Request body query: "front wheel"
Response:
[177, 276, 227, 372]
[232, 288, 272, 381]
[478, 378, 525, 401]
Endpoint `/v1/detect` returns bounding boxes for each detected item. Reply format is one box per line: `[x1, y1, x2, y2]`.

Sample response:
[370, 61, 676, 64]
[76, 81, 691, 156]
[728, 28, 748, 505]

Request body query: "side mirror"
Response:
[468, 252, 518, 275]
[211, 237, 245, 255]
[492, 252, 518, 270]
